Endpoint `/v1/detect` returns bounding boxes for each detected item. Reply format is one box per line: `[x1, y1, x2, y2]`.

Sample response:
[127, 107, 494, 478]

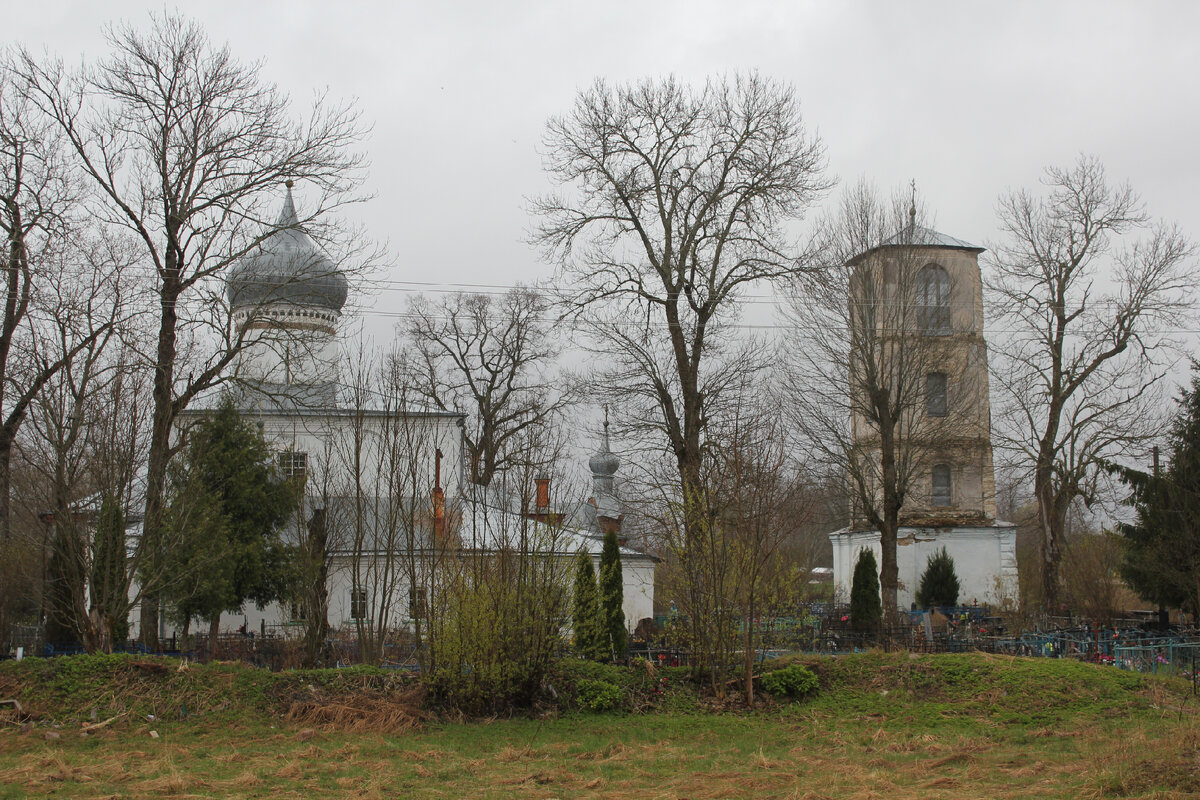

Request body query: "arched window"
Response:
[917, 264, 951, 334]
[851, 267, 877, 336]
[931, 464, 952, 506]
[926, 372, 948, 417]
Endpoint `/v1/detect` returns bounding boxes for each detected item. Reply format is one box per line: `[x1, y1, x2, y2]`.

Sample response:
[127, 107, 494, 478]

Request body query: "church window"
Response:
[852, 267, 877, 335]
[277, 450, 308, 479]
[917, 264, 951, 334]
[350, 588, 368, 620]
[931, 464, 952, 506]
[926, 373, 948, 417]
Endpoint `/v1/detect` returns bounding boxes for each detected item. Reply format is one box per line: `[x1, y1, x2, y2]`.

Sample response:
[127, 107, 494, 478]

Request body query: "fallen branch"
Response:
[0, 699, 22, 713]
[81, 711, 127, 731]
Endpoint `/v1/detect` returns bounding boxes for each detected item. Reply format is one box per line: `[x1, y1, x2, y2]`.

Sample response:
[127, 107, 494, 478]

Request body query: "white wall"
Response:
[830, 523, 1017, 609]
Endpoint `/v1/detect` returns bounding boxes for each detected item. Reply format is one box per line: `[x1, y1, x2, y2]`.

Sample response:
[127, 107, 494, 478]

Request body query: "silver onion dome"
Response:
[589, 413, 619, 484]
[227, 184, 348, 312]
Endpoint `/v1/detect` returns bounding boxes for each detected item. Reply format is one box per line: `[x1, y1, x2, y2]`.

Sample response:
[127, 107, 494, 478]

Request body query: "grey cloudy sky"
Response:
[13, 1, 1199, 339]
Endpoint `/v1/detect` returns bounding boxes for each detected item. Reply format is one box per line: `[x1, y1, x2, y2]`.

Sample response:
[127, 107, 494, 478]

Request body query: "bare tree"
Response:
[784, 184, 988, 617]
[401, 288, 569, 487]
[532, 73, 829, 551]
[23, 250, 130, 651]
[0, 57, 124, 541]
[714, 394, 809, 703]
[331, 348, 455, 665]
[986, 156, 1194, 611]
[20, 14, 365, 646]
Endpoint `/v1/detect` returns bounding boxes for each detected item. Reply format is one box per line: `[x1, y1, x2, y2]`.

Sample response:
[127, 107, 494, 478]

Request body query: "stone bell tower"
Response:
[831, 214, 1016, 607]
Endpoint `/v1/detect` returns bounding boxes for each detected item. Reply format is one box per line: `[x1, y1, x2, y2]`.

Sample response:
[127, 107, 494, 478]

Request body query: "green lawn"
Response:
[1, 652, 1197, 799]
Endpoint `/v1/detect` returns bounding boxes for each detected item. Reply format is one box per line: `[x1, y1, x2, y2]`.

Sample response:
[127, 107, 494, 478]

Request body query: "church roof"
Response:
[878, 225, 983, 252]
[227, 184, 349, 312]
[589, 417, 619, 478]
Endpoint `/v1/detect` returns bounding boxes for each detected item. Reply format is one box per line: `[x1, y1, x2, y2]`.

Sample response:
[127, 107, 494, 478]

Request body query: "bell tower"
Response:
[832, 219, 1015, 607]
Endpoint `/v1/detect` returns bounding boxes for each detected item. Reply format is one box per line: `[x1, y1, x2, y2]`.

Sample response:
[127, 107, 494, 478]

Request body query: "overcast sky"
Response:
[12, 1, 1199, 346]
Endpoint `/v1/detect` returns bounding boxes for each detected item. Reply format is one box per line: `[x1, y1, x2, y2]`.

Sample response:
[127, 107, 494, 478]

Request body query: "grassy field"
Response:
[1, 652, 1198, 799]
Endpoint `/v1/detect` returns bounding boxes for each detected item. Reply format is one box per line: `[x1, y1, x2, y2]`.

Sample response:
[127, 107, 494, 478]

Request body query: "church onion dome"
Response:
[227, 183, 348, 313]
[589, 416, 620, 478]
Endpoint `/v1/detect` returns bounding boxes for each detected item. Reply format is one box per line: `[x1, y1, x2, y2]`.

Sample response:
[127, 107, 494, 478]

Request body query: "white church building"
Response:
[150, 185, 655, 642]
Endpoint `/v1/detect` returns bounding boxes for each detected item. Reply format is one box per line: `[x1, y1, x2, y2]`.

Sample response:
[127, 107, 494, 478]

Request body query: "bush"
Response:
[576, 678, 624, 712]
[915, 547, 961, 608]
[427, 548, 568, 715]
[760, 664, 818, 698]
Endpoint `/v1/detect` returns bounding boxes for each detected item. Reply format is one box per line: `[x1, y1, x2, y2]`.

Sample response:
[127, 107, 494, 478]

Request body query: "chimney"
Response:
[535, 476, 551, 512]
[432, 448, 446, 542]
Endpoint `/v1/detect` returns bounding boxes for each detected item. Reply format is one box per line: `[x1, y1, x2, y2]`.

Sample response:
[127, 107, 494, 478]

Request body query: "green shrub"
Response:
[576, 678, 624, 712]
[850, 548, 882, 632]
[915, 547, 961, 608]
[760, 664, 818, 698]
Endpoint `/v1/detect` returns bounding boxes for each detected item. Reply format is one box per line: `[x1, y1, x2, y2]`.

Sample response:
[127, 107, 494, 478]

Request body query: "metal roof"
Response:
[878, 225, 983, 251]
[227, 185, 349, 312]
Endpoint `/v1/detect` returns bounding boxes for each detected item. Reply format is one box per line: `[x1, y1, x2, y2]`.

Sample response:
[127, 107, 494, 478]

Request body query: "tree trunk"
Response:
[208, 615, 220, 661]
[303, 508, 330, 668]
[744, 592, 755, 706]
[1034, 446, 1062, 612]
[875, 392, 901, 621]
[0, 217, 28, 542]
[0, 444, 10, 543]
[139, 280, 181, 650]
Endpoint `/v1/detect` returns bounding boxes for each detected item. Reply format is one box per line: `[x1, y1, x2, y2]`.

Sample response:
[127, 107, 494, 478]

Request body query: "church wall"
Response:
[146, 548, 658, 643]
[251, 409, 465, 504]
[830, 524, 1018, 609]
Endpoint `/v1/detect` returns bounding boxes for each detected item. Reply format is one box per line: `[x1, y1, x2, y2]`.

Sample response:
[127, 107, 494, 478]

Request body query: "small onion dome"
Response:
[589, 419, 619, 478]
[227, 184, 348, 312]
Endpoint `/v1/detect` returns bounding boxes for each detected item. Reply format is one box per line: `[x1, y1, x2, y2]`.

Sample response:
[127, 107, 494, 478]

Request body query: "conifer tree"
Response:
[1117, 367, 1200, 613]
[572, 551, 603, 660]
[849, 548, 882, 632]
[599, 529, 626, 660]
[91, 495, 129, 650]
[914, 547, 960, 609]
[158, 398, 299, 655]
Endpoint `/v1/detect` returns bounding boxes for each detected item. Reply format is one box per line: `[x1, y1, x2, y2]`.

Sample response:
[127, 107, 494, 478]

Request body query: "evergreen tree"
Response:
[1116, 368, 1200, 613]
[43, 519, 86, 650]
[599, 529, 626, 660]
[571, 551, 604, 660]
[849, 548, 882, 632]
[158, 398, 299, 653]
[90, 495, 129, 650]
[914, 547, 960, 609]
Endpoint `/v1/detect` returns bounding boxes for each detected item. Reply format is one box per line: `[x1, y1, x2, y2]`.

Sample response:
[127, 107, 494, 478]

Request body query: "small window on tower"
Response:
[931, 464, 952, 507]
[277, 451, 308, 479]
[926, 373, 948, 417]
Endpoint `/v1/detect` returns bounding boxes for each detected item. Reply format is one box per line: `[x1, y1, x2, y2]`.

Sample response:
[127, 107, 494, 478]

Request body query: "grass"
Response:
[1, 651, 1198, 798]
